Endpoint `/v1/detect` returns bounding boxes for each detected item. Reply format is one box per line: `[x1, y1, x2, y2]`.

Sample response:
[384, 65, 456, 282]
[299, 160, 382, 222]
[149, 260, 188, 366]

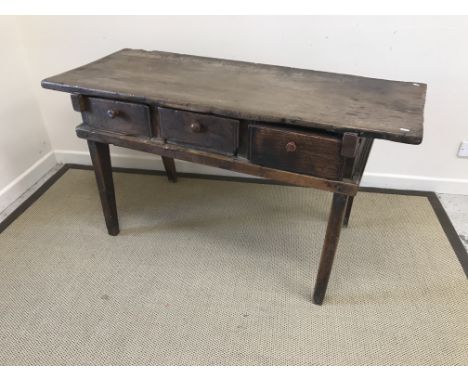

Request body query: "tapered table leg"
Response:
[343, 196, 354, 227]
[87, 140, 119, 236]
[343, 138, 374, 228]
[313, 193, 348, 305]
[161, 156, 177, 182]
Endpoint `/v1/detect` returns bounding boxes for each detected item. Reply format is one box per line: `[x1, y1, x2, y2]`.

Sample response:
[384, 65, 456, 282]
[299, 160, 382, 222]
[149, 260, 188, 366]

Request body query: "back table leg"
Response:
[343, 196, 354, 227]
[343, 138, 374, 227]
[313, 193, 348, 305]
[161, 156, 177, 182]
[87, 140, 119, 236]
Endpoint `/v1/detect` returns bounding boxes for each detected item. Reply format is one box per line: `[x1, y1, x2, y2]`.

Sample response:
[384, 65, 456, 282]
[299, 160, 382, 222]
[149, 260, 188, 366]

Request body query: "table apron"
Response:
[76, 124, 358, 196]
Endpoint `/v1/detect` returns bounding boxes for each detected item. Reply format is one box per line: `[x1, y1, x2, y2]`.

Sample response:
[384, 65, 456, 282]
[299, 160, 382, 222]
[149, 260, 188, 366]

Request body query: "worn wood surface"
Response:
[42, 49, 426, 144]
[82, 97, 151, 137]
[159, 107, 239, 155]
[340, 133, 360, 158]
[87, 141, 119, 236]
[161, 156, 177, 182]
[41, 49, 425, 305]
[70, 94, 86, 112]
[313, 193, 348, 305]
[343, 137, 374, 226]
[77, 124, 358, 196]
[249, 124, 344, 180]
[353, 138, 374, 183]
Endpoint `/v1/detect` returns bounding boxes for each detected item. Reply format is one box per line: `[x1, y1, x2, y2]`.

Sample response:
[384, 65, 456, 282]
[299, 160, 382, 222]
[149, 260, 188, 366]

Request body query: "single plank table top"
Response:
[42, 49, 426, 144]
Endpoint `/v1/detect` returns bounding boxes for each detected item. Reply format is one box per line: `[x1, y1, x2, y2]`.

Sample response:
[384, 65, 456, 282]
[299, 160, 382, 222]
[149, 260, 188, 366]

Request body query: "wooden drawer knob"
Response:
[190, 121, 202, 132]
[285, 141, 297, 152]
[107, 109, 119, 119]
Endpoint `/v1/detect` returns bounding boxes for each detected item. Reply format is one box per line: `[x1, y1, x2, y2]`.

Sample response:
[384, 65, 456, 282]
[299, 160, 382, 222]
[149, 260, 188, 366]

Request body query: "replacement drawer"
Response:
[249, 124, 344, 180]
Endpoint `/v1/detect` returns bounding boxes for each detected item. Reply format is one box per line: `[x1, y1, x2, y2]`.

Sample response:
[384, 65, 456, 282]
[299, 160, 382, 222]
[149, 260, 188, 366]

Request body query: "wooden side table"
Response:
[42, 49, 426, 304]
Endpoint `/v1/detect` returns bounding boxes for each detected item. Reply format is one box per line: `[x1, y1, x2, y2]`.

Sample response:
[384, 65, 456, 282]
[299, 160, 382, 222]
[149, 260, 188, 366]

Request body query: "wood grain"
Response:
[76, 124, 358, 196]
[87, 141, 119, 236]
[249, 124, 344, 180]
[42, 49, 426, 144]
[313, 193, 348, 305]
[82, 97, 151, 137]
[159, 107, 239, 155]
[161, 156, 177, 182]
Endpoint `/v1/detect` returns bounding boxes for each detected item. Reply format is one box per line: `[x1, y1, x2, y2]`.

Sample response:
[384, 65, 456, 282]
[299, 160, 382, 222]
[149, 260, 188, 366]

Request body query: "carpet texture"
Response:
[0, 169, 467, 365]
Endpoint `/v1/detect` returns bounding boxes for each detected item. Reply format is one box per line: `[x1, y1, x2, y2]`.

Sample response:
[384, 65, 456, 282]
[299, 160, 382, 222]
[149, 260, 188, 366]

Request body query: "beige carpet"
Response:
[0, 168, 467, 365]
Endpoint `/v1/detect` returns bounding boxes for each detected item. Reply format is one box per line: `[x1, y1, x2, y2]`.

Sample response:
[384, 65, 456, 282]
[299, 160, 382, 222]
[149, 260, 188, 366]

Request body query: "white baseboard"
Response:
[1, 149, 465, 226]
[56, 149, 468, 195]
[0, 151, 58, 213]
[362, 173, 468, 195]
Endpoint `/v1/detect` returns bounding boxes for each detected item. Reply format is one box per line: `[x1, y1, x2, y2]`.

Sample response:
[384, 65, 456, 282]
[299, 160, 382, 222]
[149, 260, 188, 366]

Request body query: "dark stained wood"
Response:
[343, 197, 355, 227]
[353, 138, 374, 183]
[340, 165, 356, 227]
[87, 141, 119, 236]
[70, 93, 87, 112]
[159, 107, 239, 155]
[81, 97, 151, 137]
[313, 193, 348, 305]
[77, 124, 358, 196]
[343, 138, 374, 226]
[161, 156, 177, 182]
[249, 124, 344, 180]
[340, 152, 358, 227]
[341, 132, 359, 158]
[41, 50, 427, 305]
[237, 120, 250, 158]
[340, 135, 361, 183]
[42, 49, 426, 144]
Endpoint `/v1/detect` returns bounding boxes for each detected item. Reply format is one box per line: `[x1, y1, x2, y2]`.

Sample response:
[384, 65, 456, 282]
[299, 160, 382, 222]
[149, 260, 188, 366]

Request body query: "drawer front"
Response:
[82, 97, 151, 136]
[249, 124, 344, 180]
[159, 107, 239, 155]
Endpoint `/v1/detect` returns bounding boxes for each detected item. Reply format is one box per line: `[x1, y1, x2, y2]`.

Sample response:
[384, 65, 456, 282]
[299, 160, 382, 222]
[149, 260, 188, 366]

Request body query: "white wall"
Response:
[3, 16, 468, 202]
[0, 17, 55, 212]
